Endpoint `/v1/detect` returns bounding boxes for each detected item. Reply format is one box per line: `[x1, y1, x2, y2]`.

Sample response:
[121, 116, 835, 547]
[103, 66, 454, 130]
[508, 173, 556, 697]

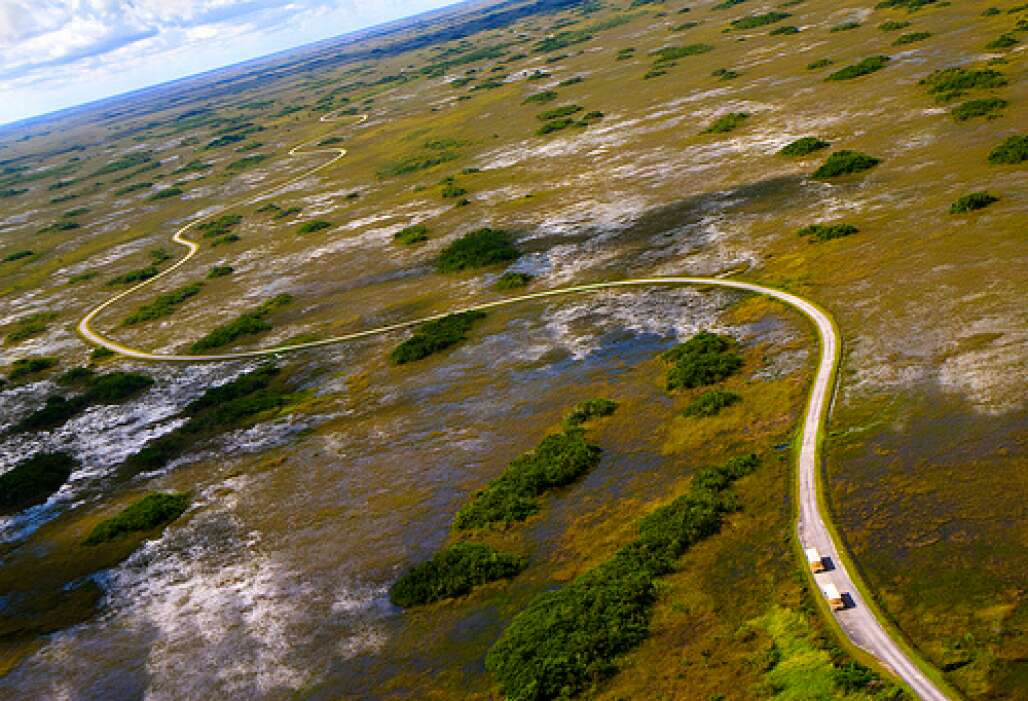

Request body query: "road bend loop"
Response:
[76, 111, 950, 701]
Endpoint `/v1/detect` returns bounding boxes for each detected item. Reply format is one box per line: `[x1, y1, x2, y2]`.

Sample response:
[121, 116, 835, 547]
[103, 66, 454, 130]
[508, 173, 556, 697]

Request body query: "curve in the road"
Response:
[75, 113, 950, 701]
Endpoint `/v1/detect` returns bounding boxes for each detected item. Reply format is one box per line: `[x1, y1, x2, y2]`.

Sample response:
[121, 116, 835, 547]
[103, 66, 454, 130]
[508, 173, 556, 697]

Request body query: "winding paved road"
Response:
[75, 113, 950, 700]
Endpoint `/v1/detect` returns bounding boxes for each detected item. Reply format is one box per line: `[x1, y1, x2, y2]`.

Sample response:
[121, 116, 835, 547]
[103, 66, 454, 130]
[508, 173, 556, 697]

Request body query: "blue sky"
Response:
[0, 0, 462, 126]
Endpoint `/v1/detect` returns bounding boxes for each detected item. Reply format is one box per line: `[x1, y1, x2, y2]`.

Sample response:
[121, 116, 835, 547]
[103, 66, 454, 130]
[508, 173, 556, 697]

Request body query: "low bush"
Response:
[812, 150, 881, 178]
[712, 67, 740, 80]
[211, 234, 240, 247]
[780, 136, 831, 156]
[538, 104, 582, 121]
[9, 356, 57, 380]
[114, 182, 152, 196]
[3, 250, 34, 263]
[196, 214, 241, 238]
[949, 192, 998, 213]
[189, 294, 292, 352]
[377, 150, 459, 179]
[149, 186, 183, 200]
[297, 219, 331, 234]
[730, 12, 790, 30]
[495, 271, 533, 290]
[985, 33, 1019, 49]
[438, 228, 519, 272]
[226, 154, 267, 172]
[825, 55, 890, 81]
[564, 398, 618, 429]
[919, 67, 1006, 101]
[875, 0, 937, 9]
[798, 223, 859, 241]
[522, 91, 557, 104]
[879, 20, 911, 31]
[207, 265, 234, 278]
[15, 371, 153, 432]
[830, 21, 861, 32]
[390, 311, 486, 365]
[951, 97, 1007, 121]
[662, 331, 743, 391]
[5, 312, 56, 344]
[615, 47, 635, 60]
[92, 152, 152, 177]
[0, 452, 78, 512]
[650, 44, 712, 63]
[123, 283, 202, 325]
[454, 430, 601, 529]
[536, 118, 575, 135]
[672, 21, 698, 32]
[806, 58, 833, 70]
[107, 266, 158, 286]
[893, 31, 931, 45]
[986, 134, 1027, 164]
[389, 543, 527, 607]
[770, 25, 799, 35]
[683, 389, 741, 417]
[84, 492, 189, 545]
[486, 454, 759, 700]
[703, 112, 749, 134]
[394, 223, 429, 245]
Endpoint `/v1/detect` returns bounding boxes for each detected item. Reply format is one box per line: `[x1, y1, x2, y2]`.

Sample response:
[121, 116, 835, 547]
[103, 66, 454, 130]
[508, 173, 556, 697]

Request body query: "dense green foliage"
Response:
[437, 228, 519, 272]
[950, 97, 1006, 121]
[394, 223, 429, 245]
[662, 331, 743, 391]
[124, 283, 202, 325]
[919, 67, 1006, 101]
[769, 25, 799, 35]
[114, 181, 152, 196]
[876, 0, 937, 9]
[563, 398, 618, 429]
[683, 389, 741, 417]
[703, 112, 749, 134]
[650, 43, 712, 62]
[297, 219, 331, 234]
[522, 90, 558, 104]
[538, 104, 582, 121]
[389, 542, 527, 607]
[730, 12, 790, 30]
[985, 33, 1019, 50]
[779, 136, 830, 157]
[390, 311, 486, 365]
[107, 266, 159, 286]
[893, 31, 931, 45]
[196, 214, 242, 238]
[798, 223, 859, 241]
[15, 372, 153, 433]
[149, 186, 183, 200]
[454, 430, 601, 529]
[880, 20, 911, 31]
[5, 312, 56, 344]
[9, 356, 57, 380]
[0, 452, 78, 512]
[84, 492, 189, 545]
[486, 454, 760, 700]
[207, 265, 234, 278]
[226, 154, 267, 171]
[3, 250, 34, 263]
[495, 271, 533, 290]
[987, 134, 1028, 164]
[949, 192, 999, 214]
[830, 21, 861, 32]
[825, 56, 890, 81]
[536, 118, 575, 135]
[189, 294, 292, 352]
[812, 150, 881, 178]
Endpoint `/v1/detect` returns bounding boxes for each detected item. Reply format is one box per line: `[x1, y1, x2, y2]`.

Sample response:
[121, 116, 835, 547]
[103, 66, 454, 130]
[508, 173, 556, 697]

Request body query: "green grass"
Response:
[919, 67, 1006, 102]
[5, 312, 57, 344]
[563, 398, 618, 429]
[0, 452, 78, 512]
[91, 152, 152, 177]
[196, 214, 241, 238]
[495, 271, 533, 290]
[9, 356, 58, 380]
[123, 283, 203, 325]
[798, 223, 859, 242]
[703, 112, 749, 134]
[84, 493, 189, 545]
[189, 294, 292, 352]
[297, 219, 331, 234]
[825, 56, 890, 81]
[437, 228, 519, 272]
[114, 182, 152, 196]
[950, 97, 1007, 122]
[3, 250, 34, 263]
[683, 390, 741, 417]
[879, 20, 911, 31]
[522, 91, 557, 104]
[987, 134, 1027, 164]
[949, 192, 998, 214]
[107, 266, 158, 286]
[149, 186, 183, 200]
[538, 104, 582, 121]
[780, 136, 831, 157]
[454, 430, 602, 529]
[893, 31, 931, 45]
[650, 44, 713, 63]
[226, 154, 267, 171]
[812, 150, 881, 178]
[390, 310, 486, 365]
[662, 331, 743, 391]
[207, 265, 234, 278]
[486, 454, 760, 700]
[377, 150, 460, 178]
[394, 223, 429, 245]
[985, 33, 1019, 49]
[730, 12, 790, 30]
[389, 542, 527, 607]
[210, 233, 240, 247]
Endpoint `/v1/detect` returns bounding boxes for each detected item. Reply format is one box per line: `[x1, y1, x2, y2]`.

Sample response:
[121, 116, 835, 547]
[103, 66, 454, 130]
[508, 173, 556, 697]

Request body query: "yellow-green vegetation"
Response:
[831, 21, 863, 33]
[682, 389, 740, 417]
[188, 294, 292, 352]
[297, 219, 331, 234]
[780, 136, 831, 156]
[798, 222, 860, 242]
[730, 12, 791, 31]
[563, 398, 618, 430]
[15, 371, 153, 433]
[485, 454, 760, 700]
[987, 134, 1028, 164]
[390, 310, 487, 365]
[4, 312, 57, 344]
[702, 112, 749, 134]
[149, 186, 183, 200]
[812, 150, 881, 178]
[84, 492, 189, 545]
[880, 20, 912, 31]
[893, 31, 932, 45]
[769, 25, 800, 35]
[394, 223, 429, 245]
[196, 214, 241, 239]
[454, 430, 602, 530]
[8, 356, 58, 381]
[495, 271, 533, 290]
[949, 191, 999, 214]
[950, 97, 1007, 121]
[106, 265, 158, 286]
[985, 33, 1019, 50]
[807, 58, 833, 69]
[123, 283, 202, 325]
[826, 55, 890, 81]
[3, 249, 33, 263]
[389, 543, 527, 608]
[919, 67, 1006, 102]
[437, 228, 519, 272]
[0, 452, 78, 513]
[662, 331, 743, 391]
[206, 265, 233, 278]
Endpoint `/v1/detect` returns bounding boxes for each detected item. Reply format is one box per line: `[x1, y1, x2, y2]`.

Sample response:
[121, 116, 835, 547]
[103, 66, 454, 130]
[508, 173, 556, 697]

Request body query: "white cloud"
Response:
[0, 1, 459, 125]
